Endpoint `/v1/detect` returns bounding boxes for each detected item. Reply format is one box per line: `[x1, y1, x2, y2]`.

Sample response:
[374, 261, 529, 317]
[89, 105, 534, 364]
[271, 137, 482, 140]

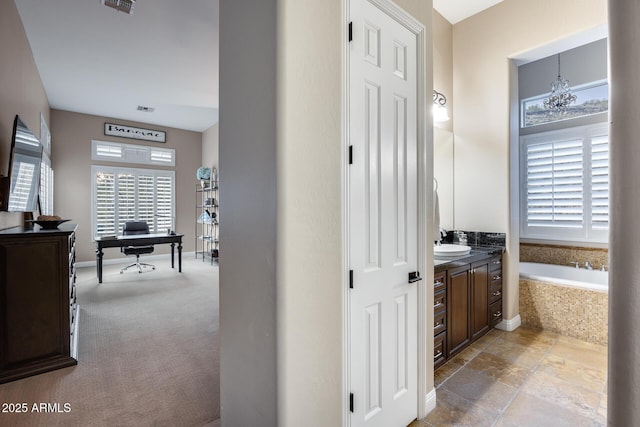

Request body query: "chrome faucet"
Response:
[569, 261, 579, 268]
[584, 261, 593, 270]
[600, 265, 607, 272]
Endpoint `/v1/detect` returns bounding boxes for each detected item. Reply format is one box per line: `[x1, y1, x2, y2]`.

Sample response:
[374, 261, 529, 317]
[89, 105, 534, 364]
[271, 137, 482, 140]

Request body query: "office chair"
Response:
[120, 221, 155, 274]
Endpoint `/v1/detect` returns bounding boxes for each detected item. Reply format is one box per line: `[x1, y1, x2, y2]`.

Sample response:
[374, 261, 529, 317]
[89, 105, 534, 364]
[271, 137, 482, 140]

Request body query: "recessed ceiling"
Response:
[15, 0, 219, 132]
[433, 0, 505, 25]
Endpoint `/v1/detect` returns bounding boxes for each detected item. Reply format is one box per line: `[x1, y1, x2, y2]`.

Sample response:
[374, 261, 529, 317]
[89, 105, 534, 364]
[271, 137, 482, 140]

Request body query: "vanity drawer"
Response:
[434, 272, 446, 293]
[490, 300, 503, 326]
[434, 310, 446, 336]
[434, 332, 447, 369]
[489, 255, 502, 272]
[489, 281, 503, 304]
[490, 270, 502, 285]
[434, 289, 446, 313]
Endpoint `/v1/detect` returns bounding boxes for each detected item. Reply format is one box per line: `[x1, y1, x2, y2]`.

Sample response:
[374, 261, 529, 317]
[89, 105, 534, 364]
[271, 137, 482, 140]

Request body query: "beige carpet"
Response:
[0, 257, 220, 427]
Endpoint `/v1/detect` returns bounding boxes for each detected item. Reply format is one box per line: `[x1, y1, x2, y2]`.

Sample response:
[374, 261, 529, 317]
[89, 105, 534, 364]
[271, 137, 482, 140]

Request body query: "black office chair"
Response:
[120, 221, 155, 274]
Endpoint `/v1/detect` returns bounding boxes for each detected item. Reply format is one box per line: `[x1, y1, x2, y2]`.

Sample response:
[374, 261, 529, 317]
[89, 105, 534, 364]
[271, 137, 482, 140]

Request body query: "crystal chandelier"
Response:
[543, 54, 577, 113]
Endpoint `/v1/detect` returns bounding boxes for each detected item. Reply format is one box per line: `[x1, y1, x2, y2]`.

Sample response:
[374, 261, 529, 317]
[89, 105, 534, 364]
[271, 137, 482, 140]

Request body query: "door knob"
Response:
[408, 271, 423, 283]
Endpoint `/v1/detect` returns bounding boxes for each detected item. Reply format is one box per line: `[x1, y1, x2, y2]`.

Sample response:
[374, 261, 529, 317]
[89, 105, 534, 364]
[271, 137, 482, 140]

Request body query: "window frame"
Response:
[91, 140, 175, 167]
[520, 122, 609, 244]
[520, 79, 609, 129]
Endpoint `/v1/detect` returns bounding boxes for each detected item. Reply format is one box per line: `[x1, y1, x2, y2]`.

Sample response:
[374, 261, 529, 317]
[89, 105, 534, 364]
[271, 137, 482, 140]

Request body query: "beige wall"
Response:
[452, 0, 607, 321]
[277, 0, 433, 425]
[51, 110, 203, 262]
[202, 123, 218, 171]
[0, 0, 50, 230]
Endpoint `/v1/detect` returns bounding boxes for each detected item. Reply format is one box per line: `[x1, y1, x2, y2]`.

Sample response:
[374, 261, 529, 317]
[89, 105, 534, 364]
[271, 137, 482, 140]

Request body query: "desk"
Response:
[95, 233, 183, 283]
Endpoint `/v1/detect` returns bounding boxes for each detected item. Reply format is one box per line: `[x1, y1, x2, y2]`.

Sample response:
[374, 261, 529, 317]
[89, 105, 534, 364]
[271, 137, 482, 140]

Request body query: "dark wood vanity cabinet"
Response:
[0, 225, 79, 384]
[446, 265, 471, 357]
[434, 251, 503, 369]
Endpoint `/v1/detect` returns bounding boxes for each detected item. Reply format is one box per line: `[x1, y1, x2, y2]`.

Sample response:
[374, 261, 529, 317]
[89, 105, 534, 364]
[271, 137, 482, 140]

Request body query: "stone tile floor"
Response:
[411, 327, 607, 427]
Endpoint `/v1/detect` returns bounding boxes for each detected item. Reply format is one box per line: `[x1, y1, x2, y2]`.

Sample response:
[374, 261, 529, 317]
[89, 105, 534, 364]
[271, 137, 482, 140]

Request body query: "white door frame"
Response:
[342, 0, 431, 424]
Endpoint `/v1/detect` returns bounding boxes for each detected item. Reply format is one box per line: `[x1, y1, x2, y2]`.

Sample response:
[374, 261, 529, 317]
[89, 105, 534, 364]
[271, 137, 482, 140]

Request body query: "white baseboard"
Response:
[76, 252, 197, 268]
[424, 387, 437, 416]
[495, 314, 522, 332]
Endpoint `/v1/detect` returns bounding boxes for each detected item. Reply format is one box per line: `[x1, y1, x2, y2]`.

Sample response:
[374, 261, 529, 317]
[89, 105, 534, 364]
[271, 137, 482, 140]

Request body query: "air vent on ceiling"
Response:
[137, 106, 155, 113]
[101, 0, 135, 15]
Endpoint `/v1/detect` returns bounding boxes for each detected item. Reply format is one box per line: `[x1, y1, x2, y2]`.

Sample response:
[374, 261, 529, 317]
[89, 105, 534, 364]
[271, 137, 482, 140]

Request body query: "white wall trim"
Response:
[495, 314, 522, 332]
[424, 387, 437, 415]
[75, 251, 197, 268]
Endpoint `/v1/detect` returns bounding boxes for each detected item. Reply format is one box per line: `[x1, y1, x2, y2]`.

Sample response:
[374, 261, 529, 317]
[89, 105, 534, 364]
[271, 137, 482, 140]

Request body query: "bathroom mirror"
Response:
[434, 128, 454, 231]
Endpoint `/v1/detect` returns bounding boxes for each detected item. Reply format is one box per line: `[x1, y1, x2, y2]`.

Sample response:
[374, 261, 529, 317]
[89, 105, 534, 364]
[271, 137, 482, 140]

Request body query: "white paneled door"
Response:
[348, 1, 420, 426]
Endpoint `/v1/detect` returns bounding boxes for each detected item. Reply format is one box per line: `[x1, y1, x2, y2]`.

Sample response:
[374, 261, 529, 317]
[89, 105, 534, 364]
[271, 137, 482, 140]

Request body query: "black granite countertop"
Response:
[433, 244, 504, 273]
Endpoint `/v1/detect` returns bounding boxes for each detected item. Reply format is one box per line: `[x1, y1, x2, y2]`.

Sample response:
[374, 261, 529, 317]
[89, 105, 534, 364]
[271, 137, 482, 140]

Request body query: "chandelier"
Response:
[543, 54, 577, 113]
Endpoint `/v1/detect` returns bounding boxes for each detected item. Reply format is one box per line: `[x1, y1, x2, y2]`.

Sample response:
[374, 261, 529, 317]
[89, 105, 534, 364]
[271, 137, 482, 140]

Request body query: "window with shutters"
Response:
[92, 140, 175, 166]
[39, 153, 54, 215]
[92, 165, 175, 237]
[520, 123, 609, 243]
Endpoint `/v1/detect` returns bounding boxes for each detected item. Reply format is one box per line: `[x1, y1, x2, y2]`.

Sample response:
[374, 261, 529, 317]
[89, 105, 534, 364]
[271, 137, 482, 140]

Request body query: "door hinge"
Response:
[349, 270, 354, 289]
[348, 22, 353, 42]
[349, 145, 353, 165]
[350, 392, 354, 412]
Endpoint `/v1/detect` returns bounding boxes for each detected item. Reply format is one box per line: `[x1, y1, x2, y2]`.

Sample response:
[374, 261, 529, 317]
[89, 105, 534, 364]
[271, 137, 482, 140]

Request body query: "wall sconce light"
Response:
[433, 90, 450, 123]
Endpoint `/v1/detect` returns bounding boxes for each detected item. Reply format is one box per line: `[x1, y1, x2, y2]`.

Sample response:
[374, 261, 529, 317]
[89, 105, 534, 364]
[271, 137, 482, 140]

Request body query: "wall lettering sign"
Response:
[104, 123, 166, 143]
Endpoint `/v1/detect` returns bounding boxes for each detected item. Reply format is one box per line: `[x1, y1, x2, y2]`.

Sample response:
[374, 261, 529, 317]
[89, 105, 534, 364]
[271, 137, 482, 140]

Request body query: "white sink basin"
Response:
[434, 244, 472, 256]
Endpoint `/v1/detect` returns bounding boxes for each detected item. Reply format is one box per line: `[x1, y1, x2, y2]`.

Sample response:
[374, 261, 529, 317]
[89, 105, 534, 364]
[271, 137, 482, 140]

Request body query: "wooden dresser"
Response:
[0, 224, 79, 383]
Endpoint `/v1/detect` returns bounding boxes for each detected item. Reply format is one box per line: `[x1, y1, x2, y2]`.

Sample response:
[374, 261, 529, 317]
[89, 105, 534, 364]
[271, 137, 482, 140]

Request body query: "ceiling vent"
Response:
[137, 105, 155, 113]
[101, 0, 135, 15]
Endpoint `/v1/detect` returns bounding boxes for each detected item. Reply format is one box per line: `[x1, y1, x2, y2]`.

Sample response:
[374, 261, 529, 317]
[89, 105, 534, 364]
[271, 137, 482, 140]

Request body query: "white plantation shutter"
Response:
[156, 175, 173, 232]
[138, 174, 155, 230]
[591, 135, 609, 230]
[521, 123, 608, 243]
[92, 140, 174, 166]
[95, 170, 116, 236]
[526, 138, 583, 228]
[92, 166, 175, 237]
[117, 173, 136, 232]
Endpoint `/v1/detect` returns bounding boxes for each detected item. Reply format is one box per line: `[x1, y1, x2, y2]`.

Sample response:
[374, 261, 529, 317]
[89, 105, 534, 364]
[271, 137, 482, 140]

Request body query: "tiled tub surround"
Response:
[519, 277, 608, 346]
[520, 242, 608, 270]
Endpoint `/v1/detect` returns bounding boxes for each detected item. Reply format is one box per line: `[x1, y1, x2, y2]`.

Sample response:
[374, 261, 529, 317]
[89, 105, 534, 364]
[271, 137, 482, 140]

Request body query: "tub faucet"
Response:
[600, 265, 607, 272]
[569, 261, 579, 268]
[584, 261, 593, 270]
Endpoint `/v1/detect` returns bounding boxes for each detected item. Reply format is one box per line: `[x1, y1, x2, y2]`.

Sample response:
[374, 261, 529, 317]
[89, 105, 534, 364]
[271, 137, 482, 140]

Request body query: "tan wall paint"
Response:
[452, 0, 607, 321]
[277, 0, 432, 424]
[202, 123, 218, 171]
[0, 0, 50, 230]
[51, 110, 203, 262]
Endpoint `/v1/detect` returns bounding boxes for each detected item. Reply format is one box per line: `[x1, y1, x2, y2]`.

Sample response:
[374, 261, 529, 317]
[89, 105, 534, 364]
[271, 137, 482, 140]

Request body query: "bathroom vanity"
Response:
[433, 246, 503, 369]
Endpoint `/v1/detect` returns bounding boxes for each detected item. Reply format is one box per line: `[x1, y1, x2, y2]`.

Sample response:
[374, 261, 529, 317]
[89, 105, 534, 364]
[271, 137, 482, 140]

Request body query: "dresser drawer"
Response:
[490, 300, 503, 326]
[434, 272, 446, 293]
[434, 310, 446, 336]
[434, 332, 447, 369]
[434, 289, 446, 313]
